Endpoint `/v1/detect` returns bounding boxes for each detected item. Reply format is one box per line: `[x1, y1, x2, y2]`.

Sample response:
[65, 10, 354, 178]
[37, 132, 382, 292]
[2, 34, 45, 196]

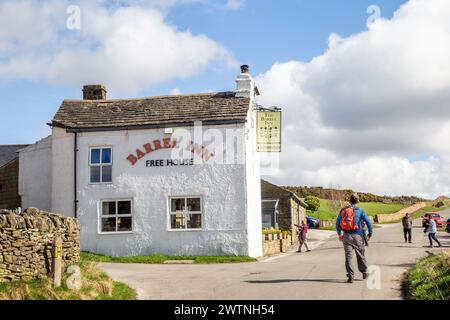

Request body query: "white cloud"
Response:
[0, 0, 237, 94]
[223, 0, 245, 10]
[256, 0, 450, 199]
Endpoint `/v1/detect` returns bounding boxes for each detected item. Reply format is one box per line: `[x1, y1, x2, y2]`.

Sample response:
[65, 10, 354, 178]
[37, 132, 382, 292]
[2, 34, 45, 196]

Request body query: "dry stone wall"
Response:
[0, 208, 80, 282]
[375, 202, 427, 223]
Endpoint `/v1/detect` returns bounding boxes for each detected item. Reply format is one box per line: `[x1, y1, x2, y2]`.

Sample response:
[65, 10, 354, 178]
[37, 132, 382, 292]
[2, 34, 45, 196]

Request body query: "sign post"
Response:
[256, 111, 282, 152]
[53, 237, 63, 288]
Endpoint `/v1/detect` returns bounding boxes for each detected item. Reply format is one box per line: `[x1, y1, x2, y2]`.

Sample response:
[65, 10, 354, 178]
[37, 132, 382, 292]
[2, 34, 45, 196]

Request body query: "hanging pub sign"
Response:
[256, 111, 281, 152]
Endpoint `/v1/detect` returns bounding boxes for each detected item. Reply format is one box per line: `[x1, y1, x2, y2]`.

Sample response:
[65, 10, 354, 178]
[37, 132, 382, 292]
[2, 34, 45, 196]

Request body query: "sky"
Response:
[0, 0, 449, 199]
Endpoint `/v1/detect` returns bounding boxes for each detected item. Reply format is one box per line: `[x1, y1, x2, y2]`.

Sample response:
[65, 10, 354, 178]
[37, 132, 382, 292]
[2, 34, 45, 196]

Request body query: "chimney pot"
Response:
[83, 85, 107, 100]
[236, 65, 259, 98]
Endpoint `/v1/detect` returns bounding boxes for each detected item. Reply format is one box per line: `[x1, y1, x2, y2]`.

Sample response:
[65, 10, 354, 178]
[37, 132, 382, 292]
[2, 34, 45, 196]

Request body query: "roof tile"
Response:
[52, 92, 251, 129]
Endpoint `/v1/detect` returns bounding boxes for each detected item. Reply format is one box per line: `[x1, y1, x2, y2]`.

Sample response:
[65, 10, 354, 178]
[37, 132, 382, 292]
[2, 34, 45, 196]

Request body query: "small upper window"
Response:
[90, 147, 112, 184]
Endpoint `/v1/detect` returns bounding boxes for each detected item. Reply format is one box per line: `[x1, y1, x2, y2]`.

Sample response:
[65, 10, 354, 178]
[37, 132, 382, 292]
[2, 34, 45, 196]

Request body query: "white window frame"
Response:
[98, 199, 134, 234]
[89, 146, 113, 185]
[168, 196, 203, 231]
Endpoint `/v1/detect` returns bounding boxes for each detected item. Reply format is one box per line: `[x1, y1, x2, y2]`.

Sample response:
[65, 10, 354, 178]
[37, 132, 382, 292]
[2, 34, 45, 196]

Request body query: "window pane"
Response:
[262, 201, 277, 210]
[117, 217, 132, 232]
[118, 201, 131, 215]
[102, 165, 112, 183]
[101, 218, 116, 232]
[91, 149, 101, 164]
[170, 214, 185, 229]
[102, 201, 116, 215]
[186, 214, 202, 229]
[171, 198, 184, 212]
[90, 166, 101, 183]
[186, 198, 201, 212]
[102, 148, 112, 164]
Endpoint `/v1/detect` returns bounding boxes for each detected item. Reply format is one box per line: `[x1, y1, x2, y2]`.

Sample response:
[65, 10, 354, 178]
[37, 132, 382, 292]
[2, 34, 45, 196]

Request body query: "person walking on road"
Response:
[295, 220, 311, 253]
[336, 193, 373, 283]
[424, 214, 442, 248]
[402, 212, 413, 243]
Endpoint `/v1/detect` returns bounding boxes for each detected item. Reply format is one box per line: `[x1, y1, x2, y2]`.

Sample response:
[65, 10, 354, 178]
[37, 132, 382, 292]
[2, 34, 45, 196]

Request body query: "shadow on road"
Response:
[245, 279, 348, 284]
[372, 241, 407, 244]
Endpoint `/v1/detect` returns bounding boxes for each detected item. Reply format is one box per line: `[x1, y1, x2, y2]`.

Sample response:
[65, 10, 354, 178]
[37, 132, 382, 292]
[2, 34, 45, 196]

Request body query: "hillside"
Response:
[313, 198, 408, 221]
[284, 186, 427, 204]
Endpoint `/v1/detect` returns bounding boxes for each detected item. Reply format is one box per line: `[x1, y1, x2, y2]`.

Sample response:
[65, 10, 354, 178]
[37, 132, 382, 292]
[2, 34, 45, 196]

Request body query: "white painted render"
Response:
[18, 136, 52, 211]
[48, 123, 262, 257]
[51, 127, 75, 217]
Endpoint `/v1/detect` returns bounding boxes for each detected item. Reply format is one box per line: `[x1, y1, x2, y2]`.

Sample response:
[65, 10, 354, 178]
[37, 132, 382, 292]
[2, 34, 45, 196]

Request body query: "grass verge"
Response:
[0, 257, 136, 300]
[404, 251, 450, 300]
[81, 252, 257, 264]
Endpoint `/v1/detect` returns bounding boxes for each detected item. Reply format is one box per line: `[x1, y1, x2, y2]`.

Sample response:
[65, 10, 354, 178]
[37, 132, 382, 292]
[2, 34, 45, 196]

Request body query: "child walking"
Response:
[295, 220, 311, 253]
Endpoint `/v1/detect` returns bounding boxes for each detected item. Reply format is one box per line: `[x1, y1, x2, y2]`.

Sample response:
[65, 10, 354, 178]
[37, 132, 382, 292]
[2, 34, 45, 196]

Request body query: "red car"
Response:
[422, 213, 444, 228]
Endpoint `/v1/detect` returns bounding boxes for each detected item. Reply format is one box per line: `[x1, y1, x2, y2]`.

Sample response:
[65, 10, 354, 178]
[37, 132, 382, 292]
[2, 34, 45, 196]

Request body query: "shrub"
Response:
[304, 196, 320, 212]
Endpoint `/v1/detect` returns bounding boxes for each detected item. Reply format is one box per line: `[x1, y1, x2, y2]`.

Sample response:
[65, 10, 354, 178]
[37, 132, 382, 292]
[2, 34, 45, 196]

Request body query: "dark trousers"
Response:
[428, 233, 441, 246]
[403, 228, 412, 242]
[343, 233, 367, 278]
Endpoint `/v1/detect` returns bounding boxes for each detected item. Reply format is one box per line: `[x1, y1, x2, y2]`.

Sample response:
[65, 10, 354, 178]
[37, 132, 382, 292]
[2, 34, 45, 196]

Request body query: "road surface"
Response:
[101, 209, 450, 300]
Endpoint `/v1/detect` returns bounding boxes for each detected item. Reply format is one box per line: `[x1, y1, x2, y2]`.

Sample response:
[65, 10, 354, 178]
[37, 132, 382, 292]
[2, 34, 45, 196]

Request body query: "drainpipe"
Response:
[74, 131, 79, 218]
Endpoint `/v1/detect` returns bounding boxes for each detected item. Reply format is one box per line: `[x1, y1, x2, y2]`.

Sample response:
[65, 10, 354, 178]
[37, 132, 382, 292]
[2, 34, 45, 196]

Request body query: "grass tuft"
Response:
[404, 251, 450, 300]
[0, 256, 136, 300]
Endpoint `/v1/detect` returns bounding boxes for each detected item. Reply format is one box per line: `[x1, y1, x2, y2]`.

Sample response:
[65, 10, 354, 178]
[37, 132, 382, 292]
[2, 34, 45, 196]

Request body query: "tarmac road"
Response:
[101, 209, 450, 300]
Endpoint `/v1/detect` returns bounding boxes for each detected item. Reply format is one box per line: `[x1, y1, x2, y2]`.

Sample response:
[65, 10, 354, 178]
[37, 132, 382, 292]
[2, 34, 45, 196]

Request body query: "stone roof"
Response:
[51, 92, 251, 130]
[0, 145, 29, 167]
[261, 179, 308, 208]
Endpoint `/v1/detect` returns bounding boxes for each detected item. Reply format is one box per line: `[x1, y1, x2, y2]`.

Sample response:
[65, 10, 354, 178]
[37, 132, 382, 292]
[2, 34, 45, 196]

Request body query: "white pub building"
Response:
[19, 66, 265, 258]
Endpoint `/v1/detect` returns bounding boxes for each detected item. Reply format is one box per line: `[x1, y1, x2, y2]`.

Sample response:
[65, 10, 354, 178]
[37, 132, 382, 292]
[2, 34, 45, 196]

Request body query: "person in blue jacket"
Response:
[336, 193, 373, 283]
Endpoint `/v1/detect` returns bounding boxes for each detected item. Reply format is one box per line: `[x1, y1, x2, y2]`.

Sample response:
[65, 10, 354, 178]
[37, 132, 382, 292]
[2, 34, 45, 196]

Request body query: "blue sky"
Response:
[0, 0, 405, 145]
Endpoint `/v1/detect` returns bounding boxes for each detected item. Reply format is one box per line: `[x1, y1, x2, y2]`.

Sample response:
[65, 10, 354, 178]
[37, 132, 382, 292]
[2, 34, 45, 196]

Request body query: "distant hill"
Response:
[283, 186, 428, 205]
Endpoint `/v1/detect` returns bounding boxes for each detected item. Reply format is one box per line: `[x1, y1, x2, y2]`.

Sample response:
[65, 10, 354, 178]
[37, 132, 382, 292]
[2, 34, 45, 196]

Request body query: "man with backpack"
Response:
[336, 193, 373, 283]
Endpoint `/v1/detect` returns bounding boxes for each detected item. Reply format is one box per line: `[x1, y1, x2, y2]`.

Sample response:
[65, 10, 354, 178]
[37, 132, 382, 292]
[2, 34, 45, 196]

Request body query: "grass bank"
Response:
[404, 251, 450, 300]
[81, 252, 257, 264]
[411, 203, 450, 220]
[379, 203, 450, 225]
[0, 257, 136, 300]
[309, 198, 408, 221]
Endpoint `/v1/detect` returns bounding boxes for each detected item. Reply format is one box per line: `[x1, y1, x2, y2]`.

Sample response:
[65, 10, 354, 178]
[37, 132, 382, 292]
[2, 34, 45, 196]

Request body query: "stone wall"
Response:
[0, 159, 21, 210]
[319, 215, 374, 229]
[261, 179, 307, 233]
[262, 234, 293, 256]
[375, 202, 427, 223]
[0, 208, 80, 282]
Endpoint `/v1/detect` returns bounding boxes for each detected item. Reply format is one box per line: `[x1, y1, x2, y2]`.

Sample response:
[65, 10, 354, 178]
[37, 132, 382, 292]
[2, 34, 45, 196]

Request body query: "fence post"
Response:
[53, 237, 63, 287]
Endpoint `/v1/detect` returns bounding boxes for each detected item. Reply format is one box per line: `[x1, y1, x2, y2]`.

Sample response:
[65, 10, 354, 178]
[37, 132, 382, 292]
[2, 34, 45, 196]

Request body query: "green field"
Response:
[309, 198, 408, 221]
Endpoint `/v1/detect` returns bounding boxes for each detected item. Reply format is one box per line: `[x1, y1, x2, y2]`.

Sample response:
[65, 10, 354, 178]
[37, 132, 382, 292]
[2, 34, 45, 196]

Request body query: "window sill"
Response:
[168, 229, 203, 232]
[98, 231, 134, 235]
[89, 182, 114, 186]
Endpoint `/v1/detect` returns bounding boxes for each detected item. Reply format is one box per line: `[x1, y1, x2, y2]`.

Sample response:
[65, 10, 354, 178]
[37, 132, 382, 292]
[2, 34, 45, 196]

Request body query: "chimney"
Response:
[83, 85, 107, 100]
[235, 65, 260, 99]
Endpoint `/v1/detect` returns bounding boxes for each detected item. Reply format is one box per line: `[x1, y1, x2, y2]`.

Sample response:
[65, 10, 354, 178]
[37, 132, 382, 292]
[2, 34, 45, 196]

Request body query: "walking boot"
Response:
[347, 276, 354, 283]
